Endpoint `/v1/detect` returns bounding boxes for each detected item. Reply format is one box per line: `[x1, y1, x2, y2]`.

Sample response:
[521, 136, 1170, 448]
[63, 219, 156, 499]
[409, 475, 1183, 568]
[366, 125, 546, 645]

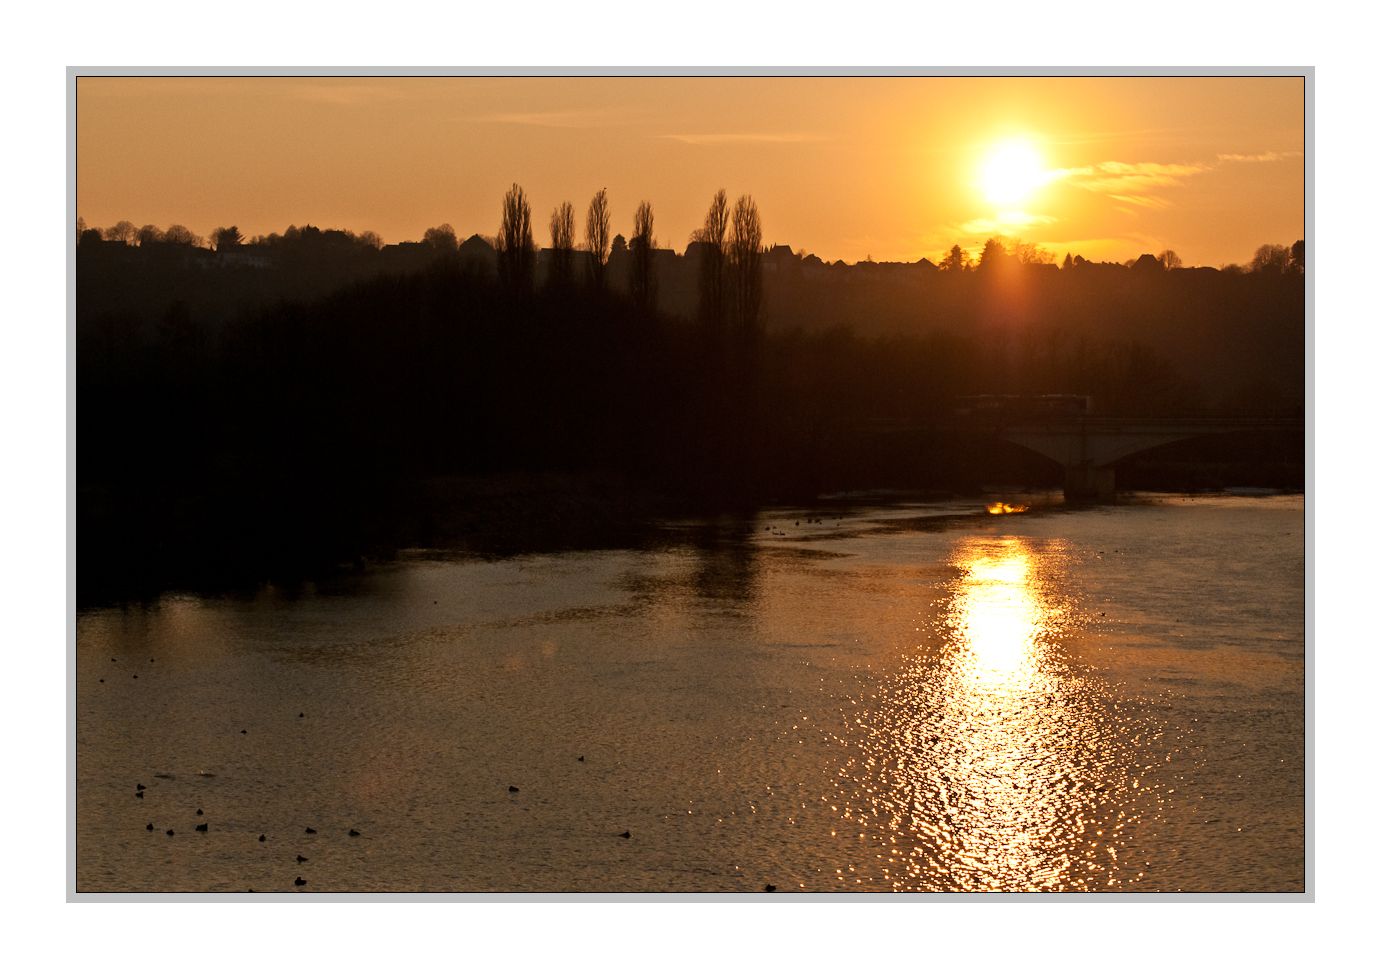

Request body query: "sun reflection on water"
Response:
[831, 536, 1153, 891]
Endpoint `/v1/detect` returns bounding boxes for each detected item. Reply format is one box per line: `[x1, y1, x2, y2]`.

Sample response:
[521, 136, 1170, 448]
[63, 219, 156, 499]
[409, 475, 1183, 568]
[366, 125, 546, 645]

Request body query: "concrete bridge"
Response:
[996, 416, 1303, 500]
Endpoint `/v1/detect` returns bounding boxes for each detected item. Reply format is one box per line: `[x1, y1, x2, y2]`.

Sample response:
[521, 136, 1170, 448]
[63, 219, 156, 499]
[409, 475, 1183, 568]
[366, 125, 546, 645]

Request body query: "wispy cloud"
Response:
[961, 212, 1058, 235]
[468, 108, 633, 129]
[1217, 150, 1302, 163]
[659, 132, 829, 146]
[1107, 193, 1173, 210]
[1053, 150, 1297, 207]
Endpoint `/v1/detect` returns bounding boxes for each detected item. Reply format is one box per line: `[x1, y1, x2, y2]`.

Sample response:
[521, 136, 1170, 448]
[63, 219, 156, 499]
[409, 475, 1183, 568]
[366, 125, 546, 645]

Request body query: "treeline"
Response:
[77, 183, 1303, 599]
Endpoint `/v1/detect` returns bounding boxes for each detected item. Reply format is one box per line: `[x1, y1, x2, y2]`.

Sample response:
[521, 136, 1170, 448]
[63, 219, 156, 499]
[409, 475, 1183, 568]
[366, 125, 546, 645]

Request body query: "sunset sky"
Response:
[76, 75, 1304, 266]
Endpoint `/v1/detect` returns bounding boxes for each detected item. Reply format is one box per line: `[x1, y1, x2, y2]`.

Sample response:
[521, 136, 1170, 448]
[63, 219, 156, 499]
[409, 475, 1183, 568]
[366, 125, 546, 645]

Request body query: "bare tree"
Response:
[729, 194, 763, 336]
[497, 182, 535, 297]
[1250, 243, 1291, 275]
[548, 201, 576, 290]
[695, 189, 729, 330]
[103, 220, 138, 245]
[136, 224, 163, 246]
[629, 200, 657, 313]
[584, 189, 611, 290]
[357, 230, 384, 250]
[423, 224, 458, 253]
[1157, 249, 1182, 270]
[162, 224, 203, 247]
[1289, 239, 1305, 275]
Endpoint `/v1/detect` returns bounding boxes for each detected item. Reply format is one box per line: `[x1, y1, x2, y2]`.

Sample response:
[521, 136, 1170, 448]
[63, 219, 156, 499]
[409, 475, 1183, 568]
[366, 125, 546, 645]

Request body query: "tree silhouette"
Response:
[629, 200, 657, 314]
[1290, 239, 1305, 275]
[729, 194, 763, 336]
[695, 189, 729, 331]
[137, 224, 163, 247]
[162, 224, 203, 247]
[1250, 244, 1291, 274]
[211, 226, 244, 251]
[498, 183, 535, 298]
[585, 189, 611, 291]
[1158, 249, 1183, 270]
[977, 237, 1007, 272]
[423, 224, 459, 253]
[103, 220, 137, 245]
[940, 244, 970, 272]
[548, 201, 576, 291]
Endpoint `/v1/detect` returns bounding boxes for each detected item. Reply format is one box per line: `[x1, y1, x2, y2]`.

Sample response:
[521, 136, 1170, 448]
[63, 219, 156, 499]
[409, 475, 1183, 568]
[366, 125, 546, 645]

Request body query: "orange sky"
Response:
[76, 75, 1304, 266]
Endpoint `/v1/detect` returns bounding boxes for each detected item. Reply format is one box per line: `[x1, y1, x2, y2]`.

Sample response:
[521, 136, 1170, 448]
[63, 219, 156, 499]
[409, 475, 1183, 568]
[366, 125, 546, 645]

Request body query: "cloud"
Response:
[1217, 150, 1302, 163]
[1107, 194, 1172, 210]
[659, 132, 828, 146]
[1052, 149, 1297, 207]
[468, 108, 632, 129]
[960, 211, 1058, 235]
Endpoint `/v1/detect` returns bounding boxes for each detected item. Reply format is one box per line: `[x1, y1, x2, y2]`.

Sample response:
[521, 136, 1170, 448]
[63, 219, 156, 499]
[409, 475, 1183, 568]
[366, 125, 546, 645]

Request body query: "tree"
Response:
[1157, 249, 1182, 270]
[629, 200, 657, 314]
[729, 194, 763, 336]
[1011, 240, 1053, 265]
[211, 226, 244, 251]
[423, 224, 458, 253]
[977, 237, 1008, 272]
[939, 244, 969, 272]
[1289, 239, 1305, 275]
[76, 216, 87, 245]
[585, 189, 611, 290]
[103, 220, 137, 245]
[357, 230, 384, 250]
[136, 224, 163, 246]
[548, 201, 576, 290]
[497, 182, 535, 297]
[695, 189, 730, 329]
[162, 224, 203, 247]
[1250, 243, 1292, 275]
[1061, 252, 1073, 271]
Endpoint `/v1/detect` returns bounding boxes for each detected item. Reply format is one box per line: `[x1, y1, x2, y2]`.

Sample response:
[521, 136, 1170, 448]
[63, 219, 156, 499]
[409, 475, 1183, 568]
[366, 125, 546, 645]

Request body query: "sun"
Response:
[977, 138, 1050, 208]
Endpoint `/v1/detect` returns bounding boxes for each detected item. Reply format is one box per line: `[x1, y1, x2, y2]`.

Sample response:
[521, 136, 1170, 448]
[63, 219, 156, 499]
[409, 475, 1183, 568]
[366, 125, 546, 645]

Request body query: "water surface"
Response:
[76, 494, 1304, 892]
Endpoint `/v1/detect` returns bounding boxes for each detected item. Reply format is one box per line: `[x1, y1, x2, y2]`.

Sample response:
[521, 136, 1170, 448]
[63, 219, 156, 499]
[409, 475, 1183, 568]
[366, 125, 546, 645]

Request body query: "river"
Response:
[75, 493, 1304, 893]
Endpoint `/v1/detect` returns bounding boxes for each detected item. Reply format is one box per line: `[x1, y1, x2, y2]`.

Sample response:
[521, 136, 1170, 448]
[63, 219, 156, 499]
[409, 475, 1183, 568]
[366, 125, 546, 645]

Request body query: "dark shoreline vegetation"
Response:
[77, 195, 1304, 605]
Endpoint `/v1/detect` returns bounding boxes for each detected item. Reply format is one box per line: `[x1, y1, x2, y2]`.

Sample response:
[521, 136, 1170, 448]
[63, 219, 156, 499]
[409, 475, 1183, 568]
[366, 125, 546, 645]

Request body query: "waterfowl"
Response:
[619, 830, 631, 839]
[146, 823, 154, 831]
[196, 809, 203, 816]
[294, 877, 306, 887]
[195, 823, 208, 832]
[166, 829, 174, 836]
[296, 855, 308, 863]
[136, 783, 146, 791]
[348, 829, 360, 837]
[765, 884, 777, 892]
[135, 791, 144, 799]
[509, 785, 519, 793]
[305, 827, 316, 834]
[259, 834, 266, 842]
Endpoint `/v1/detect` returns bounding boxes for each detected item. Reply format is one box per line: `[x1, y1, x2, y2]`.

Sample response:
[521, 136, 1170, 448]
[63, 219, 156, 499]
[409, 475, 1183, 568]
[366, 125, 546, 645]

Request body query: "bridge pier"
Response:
[1064, 463, 1116, 502]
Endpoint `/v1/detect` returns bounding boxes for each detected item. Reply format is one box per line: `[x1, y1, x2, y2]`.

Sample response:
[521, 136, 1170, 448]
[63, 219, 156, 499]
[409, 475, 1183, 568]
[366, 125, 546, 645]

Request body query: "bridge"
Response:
[995, 416, 1303, 500]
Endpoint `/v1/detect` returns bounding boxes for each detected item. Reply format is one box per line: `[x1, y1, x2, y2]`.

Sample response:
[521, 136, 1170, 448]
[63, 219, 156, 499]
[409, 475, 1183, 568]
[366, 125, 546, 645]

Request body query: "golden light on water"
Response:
[986, 501, 1029, 515]
[832, 536, 1146, 891]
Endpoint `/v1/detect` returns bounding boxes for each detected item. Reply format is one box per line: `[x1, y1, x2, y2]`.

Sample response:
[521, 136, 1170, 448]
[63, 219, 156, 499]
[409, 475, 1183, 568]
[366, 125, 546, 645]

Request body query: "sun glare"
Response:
[978, 138, 1050, 208]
